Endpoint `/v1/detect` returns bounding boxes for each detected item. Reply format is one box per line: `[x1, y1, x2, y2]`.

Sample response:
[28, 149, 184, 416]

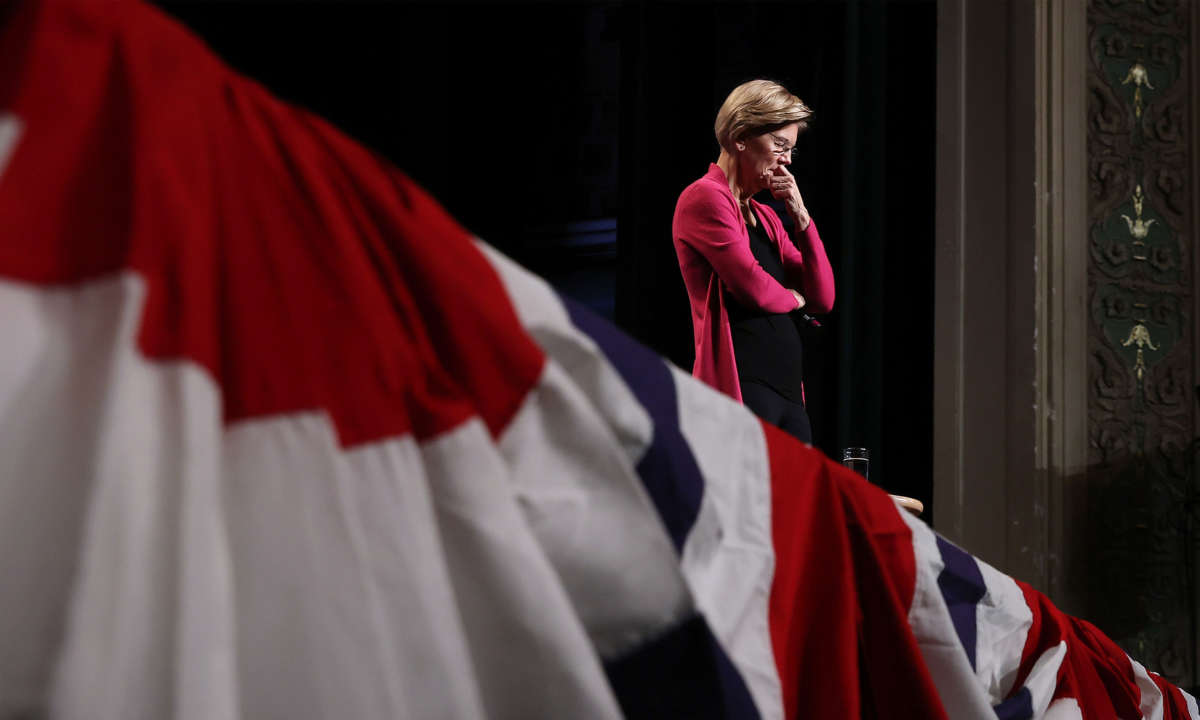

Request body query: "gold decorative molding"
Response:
[1120, 322, 1159, 379]
[1121, 61, 1154, 117]
[1120, 185, 1155, 257]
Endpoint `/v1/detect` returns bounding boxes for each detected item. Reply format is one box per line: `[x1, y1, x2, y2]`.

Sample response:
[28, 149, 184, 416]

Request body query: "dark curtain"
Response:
[616, 0, 934, 515]
[162, 2, 623, 286]
[161, 0, 934, 521]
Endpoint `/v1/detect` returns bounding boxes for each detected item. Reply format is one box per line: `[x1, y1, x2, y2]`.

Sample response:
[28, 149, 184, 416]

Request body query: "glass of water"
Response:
[841, 447, 869, 481]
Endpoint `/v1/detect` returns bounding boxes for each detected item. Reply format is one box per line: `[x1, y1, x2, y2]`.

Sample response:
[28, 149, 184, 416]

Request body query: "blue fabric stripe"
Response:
[935, 535, 987, 671]
[561, 297, 759, 718]
[993, 687, 1034, 720]
[561, 295, 705, 553]
[603, 614, 762, 720]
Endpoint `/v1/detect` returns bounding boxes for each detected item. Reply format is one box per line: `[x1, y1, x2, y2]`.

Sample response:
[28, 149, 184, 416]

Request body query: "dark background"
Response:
[159, 0, 936, 520]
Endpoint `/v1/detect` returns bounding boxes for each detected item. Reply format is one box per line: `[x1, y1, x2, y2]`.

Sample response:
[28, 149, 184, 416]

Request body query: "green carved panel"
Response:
[1094, 0, 1183, 28]
[1087, 0, 1194, 689]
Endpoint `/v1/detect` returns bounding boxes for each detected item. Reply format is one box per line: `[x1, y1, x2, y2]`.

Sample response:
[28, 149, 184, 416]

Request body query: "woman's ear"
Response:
[734, 141, 746, 151]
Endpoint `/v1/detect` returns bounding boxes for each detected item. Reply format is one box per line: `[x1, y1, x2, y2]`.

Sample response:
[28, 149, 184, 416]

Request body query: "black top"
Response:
[726, 208, 805, 402]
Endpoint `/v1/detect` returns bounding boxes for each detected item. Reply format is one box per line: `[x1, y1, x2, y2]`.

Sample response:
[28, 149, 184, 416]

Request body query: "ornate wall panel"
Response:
[1087, 0, 1195, 687]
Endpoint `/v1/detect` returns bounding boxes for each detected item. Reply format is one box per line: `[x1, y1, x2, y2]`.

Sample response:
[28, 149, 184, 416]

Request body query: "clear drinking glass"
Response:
[841, 447, 870, 480]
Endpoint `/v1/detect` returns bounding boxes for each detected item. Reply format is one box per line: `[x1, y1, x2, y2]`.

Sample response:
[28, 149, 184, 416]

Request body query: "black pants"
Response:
[740, 379, 812, 444]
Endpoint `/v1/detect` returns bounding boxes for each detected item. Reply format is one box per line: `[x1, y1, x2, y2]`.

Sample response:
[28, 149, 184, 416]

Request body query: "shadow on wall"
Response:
[1060, 447, 1200, 692]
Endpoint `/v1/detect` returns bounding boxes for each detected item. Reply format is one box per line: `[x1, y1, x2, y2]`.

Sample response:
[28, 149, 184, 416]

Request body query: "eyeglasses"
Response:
[766, 132, 799, 160]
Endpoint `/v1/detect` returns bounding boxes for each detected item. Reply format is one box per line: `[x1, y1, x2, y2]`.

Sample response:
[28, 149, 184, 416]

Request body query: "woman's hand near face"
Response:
[767, 166, 811, 230]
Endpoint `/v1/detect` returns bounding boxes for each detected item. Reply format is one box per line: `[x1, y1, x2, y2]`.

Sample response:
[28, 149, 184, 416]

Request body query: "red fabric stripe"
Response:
[0, 0, 544, 445]
[762, 421, 945, 720]
[1011, 581, 1144, 719]
[1008, 581, 1055, 700]
[1150, 670, 1194, 720]
[1067, 617, 1143, 718]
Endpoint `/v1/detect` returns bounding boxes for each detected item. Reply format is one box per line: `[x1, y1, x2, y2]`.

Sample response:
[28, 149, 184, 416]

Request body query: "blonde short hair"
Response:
[714, 79, 812, 151]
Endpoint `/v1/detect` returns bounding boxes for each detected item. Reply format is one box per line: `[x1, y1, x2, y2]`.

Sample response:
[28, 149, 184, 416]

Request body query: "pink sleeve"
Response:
[778, 216, 835, 313]
[674, 185, 798, 313]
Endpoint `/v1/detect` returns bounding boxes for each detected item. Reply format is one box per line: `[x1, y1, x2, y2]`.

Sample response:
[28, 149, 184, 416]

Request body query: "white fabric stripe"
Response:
[974, 554, 1034, 703]
[673, 365, 782, 720]
[226, 412, 622, 719]
[479, 240, 783, 715]
[497, 361, 691, 658]
[481, 240, 692, 657]
[0, 113, 22, 181]
[1128, 655, 1165, 720]
[217, 415, 486, 720]
[1185, 687, 1200, 720]
[1022, 641, 1068, 719]
[0, 273, 622, 718]
[900, 509, 1002, 718]
[0, 274, 123, 715]
[1045, 697, 1083, 720]
[0, 273, 238, 720]
[477, 241, 654, 465]
[420, 418, 622, 718]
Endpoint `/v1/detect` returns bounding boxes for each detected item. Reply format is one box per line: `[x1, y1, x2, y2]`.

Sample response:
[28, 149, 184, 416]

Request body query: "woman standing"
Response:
[672, 79, 835, 443]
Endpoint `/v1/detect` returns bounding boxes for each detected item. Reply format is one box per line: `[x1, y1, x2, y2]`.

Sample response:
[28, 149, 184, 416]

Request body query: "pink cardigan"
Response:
[672, 163, 835, 402]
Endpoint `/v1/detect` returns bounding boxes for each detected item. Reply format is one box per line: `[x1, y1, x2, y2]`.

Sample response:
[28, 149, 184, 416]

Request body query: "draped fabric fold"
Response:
[0, 2, 1195, 719]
